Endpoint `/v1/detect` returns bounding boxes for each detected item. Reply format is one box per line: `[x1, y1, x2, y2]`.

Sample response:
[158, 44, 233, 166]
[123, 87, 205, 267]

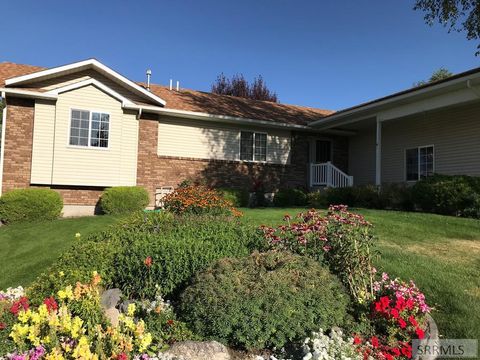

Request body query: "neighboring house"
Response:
[0, 58, 479, 215]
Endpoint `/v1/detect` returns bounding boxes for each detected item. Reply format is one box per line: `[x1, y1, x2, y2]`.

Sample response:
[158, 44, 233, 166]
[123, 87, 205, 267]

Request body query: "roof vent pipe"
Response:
[146, 69, 152, 91]
[176, 81, 180, 91]
[169, 79, 173, 91]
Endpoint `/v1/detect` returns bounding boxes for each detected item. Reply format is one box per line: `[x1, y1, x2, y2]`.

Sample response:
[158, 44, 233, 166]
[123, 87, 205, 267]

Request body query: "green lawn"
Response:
[241, 208, 480, 341]
[0, 215, 120, 289]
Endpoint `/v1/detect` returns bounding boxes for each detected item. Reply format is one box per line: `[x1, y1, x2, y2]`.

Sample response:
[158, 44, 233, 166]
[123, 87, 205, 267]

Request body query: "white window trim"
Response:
[404, 145, 435, 182]
[67, 108, 111, 150]
[239, 130, 268, 163]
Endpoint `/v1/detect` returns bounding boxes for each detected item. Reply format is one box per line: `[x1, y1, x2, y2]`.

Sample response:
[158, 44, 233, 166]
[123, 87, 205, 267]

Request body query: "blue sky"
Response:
[1, 0, 478, 110]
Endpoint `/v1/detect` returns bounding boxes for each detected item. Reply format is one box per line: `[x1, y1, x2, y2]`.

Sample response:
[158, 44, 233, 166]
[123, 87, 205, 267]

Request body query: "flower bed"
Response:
[1, 203, 433, 360]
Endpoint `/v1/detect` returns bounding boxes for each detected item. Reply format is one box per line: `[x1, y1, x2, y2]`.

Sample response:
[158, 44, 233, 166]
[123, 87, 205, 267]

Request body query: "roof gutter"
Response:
[309, 71, 480, 128]
[124, 104, 314, 131]
[0, 88, 58, 100]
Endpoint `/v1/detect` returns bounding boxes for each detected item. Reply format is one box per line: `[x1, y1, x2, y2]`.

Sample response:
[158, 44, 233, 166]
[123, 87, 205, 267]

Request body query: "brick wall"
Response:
[2, 97, 35, 192]
[136, 117, 311, 205]
[2, 97, 104, 207]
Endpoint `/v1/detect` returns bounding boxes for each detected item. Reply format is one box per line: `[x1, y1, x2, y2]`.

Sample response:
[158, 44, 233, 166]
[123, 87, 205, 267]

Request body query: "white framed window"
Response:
[240, 131, 267, 161]
[69, 109, 110, 148]
[405, 145, 434, 181]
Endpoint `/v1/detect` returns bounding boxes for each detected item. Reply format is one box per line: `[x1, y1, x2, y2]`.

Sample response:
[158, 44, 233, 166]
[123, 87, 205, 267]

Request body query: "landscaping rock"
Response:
[164, 341, 232, 360]
[100, 288, 122, 327]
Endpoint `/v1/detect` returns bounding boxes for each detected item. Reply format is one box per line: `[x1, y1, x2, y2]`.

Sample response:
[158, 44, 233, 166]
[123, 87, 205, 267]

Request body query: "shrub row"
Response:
[308, 174, 480, 218]
[0, 186, 149, 224]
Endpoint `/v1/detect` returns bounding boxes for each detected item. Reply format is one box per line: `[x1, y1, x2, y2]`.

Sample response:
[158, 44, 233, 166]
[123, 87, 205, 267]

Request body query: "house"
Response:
[0, 59, 479, 215]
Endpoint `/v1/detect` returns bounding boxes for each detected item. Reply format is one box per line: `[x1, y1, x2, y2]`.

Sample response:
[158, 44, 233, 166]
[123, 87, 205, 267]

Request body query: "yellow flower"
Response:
[10, 323, 29, 343]
[59, 271, 65, 277]
[75, 232, 81, 239]
[18, 309, 31, 323]
[45, 348, 66, 360]
[127, 303, 136, 316]
[138, 332, 152, 352]
[70, 316, 84, 338]
[72, 336, 95, 359]
[38, 304, 49, 319]
[27, 325, 41, 346]
[58, 285, 74, 300]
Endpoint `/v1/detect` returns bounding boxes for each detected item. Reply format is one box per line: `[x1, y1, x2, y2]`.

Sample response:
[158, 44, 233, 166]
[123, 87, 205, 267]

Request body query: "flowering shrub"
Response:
[163, 185, 242, 217]
[3, 275, 154, 360]
[261, 205, 376, 303]
[135, 286, 197, 349]
[0, 288, 27, 355]
[354, 273, 431, 359]
[301, 328, 362, 360]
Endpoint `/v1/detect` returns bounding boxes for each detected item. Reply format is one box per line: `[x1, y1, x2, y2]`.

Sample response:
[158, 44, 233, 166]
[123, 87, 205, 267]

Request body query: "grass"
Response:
[0, 215, 120, 289]
[241, 207, 480, 341]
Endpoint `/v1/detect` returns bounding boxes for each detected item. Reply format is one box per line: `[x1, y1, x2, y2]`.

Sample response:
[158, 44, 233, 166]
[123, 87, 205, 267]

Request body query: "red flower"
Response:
[10, 297, 29, 316]
[117, 353, 128, 360]
[0, 322, 6, 330]
[390, 308, 399, 319]
[353, 335, 362, 345]
[401, 344, 412, 358]
[406, 298, 415, 310]
[43, 296, 58, 313]
[398, 318, 407, 329]
[416, 327, 425, 339]
[380, 296, 390, 309]
[370, 336, 379, 348]
[409, 315, 418, 327]
[167, 319, 175, 326]
[144, 256, 153, 268]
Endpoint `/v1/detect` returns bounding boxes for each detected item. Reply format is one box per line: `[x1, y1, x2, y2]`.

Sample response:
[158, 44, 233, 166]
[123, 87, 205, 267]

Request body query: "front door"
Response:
[315, 140, 332, 163]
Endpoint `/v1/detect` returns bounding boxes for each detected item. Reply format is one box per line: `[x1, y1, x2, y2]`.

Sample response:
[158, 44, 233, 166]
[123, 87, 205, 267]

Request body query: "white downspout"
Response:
[375, 117, 382, 186]
[0, 92, 7, 195]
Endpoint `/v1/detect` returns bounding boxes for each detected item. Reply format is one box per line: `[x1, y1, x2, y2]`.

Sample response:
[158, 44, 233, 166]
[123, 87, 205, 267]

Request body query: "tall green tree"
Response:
[414, 67, 454, 86]
[414, 0, 480, 54]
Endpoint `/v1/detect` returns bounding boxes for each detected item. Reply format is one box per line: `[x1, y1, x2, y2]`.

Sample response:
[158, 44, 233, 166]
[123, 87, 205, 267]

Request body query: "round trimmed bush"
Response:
[179, 251, 350, 350]
[100, 186, 150, 215]
[0, 188, 63, 224]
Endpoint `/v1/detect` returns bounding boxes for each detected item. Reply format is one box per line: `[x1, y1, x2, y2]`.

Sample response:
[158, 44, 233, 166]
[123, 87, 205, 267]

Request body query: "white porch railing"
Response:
[310, 162, 353, 188]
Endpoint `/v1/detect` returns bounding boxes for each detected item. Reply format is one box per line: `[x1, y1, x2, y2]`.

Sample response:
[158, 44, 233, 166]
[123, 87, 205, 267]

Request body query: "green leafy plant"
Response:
[179, 251, 350, 351]
[111, 215, 262, 299]
[273, 188, 307, 207]
[412, 174, 480, 217]
[0, 188, 63, 224]
[100, 186, 150, 215]
[216, 188, 250, 207]
[262, 206, 376, 303]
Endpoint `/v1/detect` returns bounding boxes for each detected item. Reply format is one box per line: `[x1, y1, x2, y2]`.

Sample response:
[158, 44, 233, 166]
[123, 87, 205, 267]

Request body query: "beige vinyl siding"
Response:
[31, 100, 56, 184]
[348, 124, 376, 185]
[381, 102, 480, 182]
[157, 117, 291, 164]
[29, 70, 148, 104]
[30, 84, 139, 187]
